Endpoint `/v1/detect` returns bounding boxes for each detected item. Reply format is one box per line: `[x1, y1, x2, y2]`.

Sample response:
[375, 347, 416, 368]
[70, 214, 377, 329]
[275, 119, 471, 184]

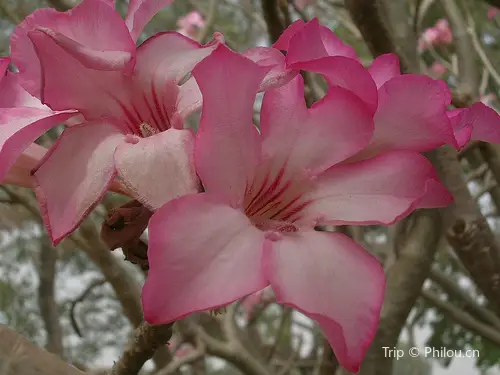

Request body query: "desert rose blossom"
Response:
[2, 0, 234, 245]
[142, 45, 453, 372]
[177, 11, 205, 39]
[489, 7, 499, 20]
[270, 19, 500, 155]
[417, 19, 453, 52]
[429, 61, 447, 77]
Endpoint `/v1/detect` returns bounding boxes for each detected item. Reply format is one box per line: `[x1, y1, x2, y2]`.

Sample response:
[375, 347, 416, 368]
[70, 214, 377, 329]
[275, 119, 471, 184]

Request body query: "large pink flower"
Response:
[142, 45, 453, 372]
[270, 19, 500, 154]
[3, 0, 228, 245]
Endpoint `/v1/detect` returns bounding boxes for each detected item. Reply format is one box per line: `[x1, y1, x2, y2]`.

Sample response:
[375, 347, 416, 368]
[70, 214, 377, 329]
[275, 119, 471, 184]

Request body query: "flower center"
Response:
[243, 162, 312, 233]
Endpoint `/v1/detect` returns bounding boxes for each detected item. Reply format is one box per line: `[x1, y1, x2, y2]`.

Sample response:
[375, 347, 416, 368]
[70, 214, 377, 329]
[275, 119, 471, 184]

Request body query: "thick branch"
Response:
[344, 1, 399, 64]
[447, 218, 500, 312]
[0, 324, 83, 375]
[359, 210, 442, 375]
[108, 322, 174, 375]
[442, 0, 479, 102]
[38, 239, 64, 356]
[261, 0, 286, 44]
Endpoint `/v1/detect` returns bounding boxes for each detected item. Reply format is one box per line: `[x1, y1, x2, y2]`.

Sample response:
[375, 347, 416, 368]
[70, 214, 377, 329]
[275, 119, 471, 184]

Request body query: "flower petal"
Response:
[368, 53, 401, 89]
[114, 129, 199, 210]
[1, 143, 47, 188]
[357, 74, 456, 158]
[286, 18, 358, 65]
[125, 0, 173, 41]
[273, 19, 306, 51]
[142, 193, 268, 324]
[305, 151, 453, 225]
[32, 121, 126, 245]
[260, 75, 374, 176]
[0, 72, 49, 109]
[11, 0, 135, 98]
[29, 30, 219, 129]
[263, 230, 385, 373]
[33, 27, 134, 72]
[175, 77, 202, 122]
[449, 102, 500, 145]
[0, 107, 74, 182]
[192, 44, 268, 206]
[242, 47, 297, 91]
[292, 56, 378, 114]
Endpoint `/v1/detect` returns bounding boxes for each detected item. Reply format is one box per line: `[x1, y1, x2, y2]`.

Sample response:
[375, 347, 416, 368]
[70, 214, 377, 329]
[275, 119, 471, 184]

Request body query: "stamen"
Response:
[139, 123, 159, 138]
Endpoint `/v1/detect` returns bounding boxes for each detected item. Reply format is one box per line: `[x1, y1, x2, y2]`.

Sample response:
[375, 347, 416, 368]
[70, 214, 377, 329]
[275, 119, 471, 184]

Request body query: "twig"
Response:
[107, 322, 174, 375]
[422, 289, 500, 345]
[442, 0, 479, 99]
[68, 279, 107, 337]
[429, 268, 500, 329]
[466, 163, 489, 182]
[467, 10, 500, 89]
[266, 307, 291, 361]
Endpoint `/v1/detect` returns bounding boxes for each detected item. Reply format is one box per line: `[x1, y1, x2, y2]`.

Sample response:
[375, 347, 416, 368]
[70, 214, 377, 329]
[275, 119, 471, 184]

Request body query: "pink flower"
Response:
[3, 0, 224, 245]
[417, 19, 453, 51]
[419, 28, 440, 51]
[295, 0, 314, 9]
[488, 7, 499, 20]
[429, 61, 447, 77]
[435, 19, 453, 44]
[168, 335, 194, 358]
[268, 20, 498, 158]
[141, 45, 454, 373]
[177, 11, 205, 39]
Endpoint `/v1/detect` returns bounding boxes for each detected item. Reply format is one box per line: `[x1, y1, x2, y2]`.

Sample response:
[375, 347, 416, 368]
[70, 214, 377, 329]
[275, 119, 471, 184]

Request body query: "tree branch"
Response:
[442, 0, 479, 101]
[261, 0, 286, 44]
[358, 210, 442, 375]
[429, 268, 500, 329]
[0, 324, 83, 375]
[107, 322, 174, 375]
[422, 289, 500, 346]
[447, 218, 500, 312]
[38, 239, 64, 357]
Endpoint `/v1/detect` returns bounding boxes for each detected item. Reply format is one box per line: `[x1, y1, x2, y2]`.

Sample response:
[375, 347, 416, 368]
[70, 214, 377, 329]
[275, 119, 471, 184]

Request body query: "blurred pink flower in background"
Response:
[429, 61, 447, 77]
[177, 11, 205, 39]
[488, 7, 499, 20]
[168, 335, 194, 358]
[418, 19, 453, 52]
[295, 0, 314, 9]
[435, 19, 453, 44]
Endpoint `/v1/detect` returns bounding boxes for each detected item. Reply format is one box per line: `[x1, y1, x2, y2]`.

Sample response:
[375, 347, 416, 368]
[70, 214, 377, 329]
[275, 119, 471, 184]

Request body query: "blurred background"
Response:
[2, 1, 500, 375]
